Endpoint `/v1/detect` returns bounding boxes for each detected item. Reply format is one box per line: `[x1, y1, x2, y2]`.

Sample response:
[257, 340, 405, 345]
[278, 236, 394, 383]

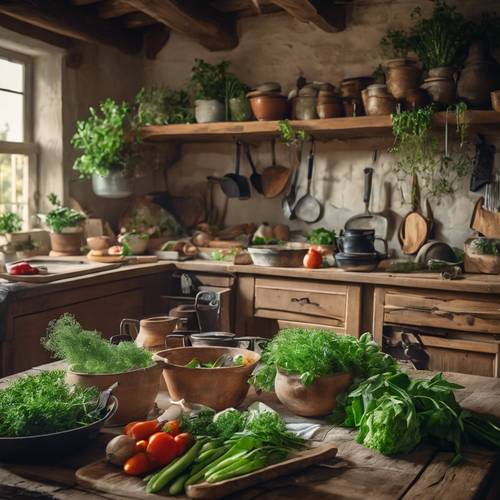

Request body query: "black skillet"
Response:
[244, 143, 264, 194]
[207, 142, 251, 199]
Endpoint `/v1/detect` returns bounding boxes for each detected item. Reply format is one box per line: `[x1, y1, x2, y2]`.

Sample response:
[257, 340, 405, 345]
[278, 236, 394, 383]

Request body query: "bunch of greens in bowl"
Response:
[0, 370, 99, 437]
[42, 314, 153, 374]
[45, 193, 86, 234]
[252, 329, 398, 391]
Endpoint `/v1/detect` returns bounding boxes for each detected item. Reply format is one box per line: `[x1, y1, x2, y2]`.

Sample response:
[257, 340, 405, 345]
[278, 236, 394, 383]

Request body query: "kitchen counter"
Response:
[1, 362, 499, 500]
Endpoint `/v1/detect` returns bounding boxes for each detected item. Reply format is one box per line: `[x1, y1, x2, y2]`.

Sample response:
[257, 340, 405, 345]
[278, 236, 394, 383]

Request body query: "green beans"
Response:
[147, 440, 204, 493]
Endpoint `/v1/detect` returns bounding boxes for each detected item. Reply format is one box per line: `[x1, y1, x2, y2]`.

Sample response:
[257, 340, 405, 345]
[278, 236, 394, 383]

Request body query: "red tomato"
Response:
[162, 420, 181, 437]
[134, 439, 148, 453]
[123, 452, 156, 476]
[303, 249, 322, 269]
[124, 421, 138, 435]
[146, 432, 177, 466]
[127, 420, 160, 441]
[174, 432, 194, 456]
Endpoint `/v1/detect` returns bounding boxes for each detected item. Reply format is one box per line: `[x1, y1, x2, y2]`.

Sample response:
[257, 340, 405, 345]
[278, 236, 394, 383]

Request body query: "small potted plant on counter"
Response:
[190, 58, 228, 123]
[72, 98, 139, 198]
[0, 211, 23, 262]
[45, 193, 86, 256]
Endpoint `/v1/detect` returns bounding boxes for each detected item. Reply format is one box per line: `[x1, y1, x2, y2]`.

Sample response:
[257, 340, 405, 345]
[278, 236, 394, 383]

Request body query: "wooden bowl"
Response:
[65, 363, 163, 425]
[86, 236, 112, 251]
[274, 370, 352, 417]
[156, 346, 260, 411]
[248, 95, 287, 121]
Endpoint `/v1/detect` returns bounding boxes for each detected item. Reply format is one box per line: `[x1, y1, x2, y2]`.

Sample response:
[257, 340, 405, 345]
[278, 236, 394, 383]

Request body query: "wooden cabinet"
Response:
[0, 267, 171, 376]
[373, 286, 500, 377]
[253, 277, 361, 336]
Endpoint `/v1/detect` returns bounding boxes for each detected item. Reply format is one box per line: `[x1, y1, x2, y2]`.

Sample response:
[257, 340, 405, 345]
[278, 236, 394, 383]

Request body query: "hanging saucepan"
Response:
[207, 141, 250, 200]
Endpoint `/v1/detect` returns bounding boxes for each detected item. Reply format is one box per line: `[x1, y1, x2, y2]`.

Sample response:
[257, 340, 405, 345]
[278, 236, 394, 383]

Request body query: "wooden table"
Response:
[1, 363, 500, 500]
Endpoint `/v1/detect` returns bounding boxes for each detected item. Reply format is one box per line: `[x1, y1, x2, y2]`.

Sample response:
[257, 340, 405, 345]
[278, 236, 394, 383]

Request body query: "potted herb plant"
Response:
[225, 73, 251, 121]
[190, 59, 228, 123]
[380, 28, 422, 101]
[0, 211, 22, 261]
[42, 313, 163, 424]
[409, 1, 468, 108]
[252, 329, 396, 417]
[72, 98, 138, 198]
[45, 193, 86, 255]
[134, 86, 194, 125]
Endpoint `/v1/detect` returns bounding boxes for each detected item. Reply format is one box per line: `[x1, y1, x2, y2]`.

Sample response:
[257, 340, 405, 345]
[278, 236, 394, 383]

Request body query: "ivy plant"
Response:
[278, 120, 310, 146]
[45, 193, 86, 234]
[71, 98, 137, 178]
[0, 212, 22, 234]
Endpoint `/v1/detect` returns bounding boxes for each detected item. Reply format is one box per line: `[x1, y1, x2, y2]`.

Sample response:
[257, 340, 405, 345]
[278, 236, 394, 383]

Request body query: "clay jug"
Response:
[385, 58, 422, 100]
[120, 316, 178, 351]
[458, 41, 500, 108]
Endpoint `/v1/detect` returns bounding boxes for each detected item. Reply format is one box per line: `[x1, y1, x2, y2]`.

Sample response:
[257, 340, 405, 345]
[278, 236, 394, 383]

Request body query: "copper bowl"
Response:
[248, 94, 287, 121]
[156, 346, 260, 410]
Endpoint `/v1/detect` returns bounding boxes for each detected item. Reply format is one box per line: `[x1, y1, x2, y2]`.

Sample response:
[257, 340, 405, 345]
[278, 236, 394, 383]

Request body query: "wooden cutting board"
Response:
[0, 258, 120, 283]
[87, 254, 158, 264]
[76, 442, 337, 499]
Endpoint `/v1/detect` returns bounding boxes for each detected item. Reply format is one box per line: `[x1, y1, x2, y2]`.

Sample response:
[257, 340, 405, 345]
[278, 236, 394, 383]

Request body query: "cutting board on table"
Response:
[87, 253, 158, 264]
[76, 442, 337, 499]
[0, 257, 120, 283]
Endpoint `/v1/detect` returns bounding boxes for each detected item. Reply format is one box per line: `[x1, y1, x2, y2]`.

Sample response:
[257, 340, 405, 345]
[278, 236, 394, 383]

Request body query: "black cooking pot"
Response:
[338, 229, 387, 256]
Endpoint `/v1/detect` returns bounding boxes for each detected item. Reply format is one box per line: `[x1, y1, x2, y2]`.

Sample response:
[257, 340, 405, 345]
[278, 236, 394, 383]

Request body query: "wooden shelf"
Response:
[141, 110, 500, 144]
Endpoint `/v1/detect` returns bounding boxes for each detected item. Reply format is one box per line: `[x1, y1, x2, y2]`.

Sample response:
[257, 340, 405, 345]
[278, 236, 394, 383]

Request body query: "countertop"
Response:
[1, 258, 500, 297]
[1, 362, 499, 499]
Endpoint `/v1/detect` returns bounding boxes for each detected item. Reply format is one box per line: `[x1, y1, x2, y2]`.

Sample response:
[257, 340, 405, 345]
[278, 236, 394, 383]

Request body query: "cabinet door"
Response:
[3, 289, 143, 376]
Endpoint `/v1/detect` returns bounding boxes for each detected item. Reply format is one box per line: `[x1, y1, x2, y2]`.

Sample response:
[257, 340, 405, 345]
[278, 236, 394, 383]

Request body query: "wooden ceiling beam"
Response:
[0, 0, 142, 54]
[0, 13, 74, 49]
[271, 0, 346, 32]
[97, 0, 136, 19]
[121, 0, 238, 51]
[124, 13, 157, 29]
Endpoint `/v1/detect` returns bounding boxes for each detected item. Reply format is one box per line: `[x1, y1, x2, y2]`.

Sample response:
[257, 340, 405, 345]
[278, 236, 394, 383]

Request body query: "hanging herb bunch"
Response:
[391, 104, 471, 200]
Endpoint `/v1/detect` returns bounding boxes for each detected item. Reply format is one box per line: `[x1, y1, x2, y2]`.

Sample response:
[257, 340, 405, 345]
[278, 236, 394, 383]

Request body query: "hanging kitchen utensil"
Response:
[294, 139, 323, 223]
[470, 134, 495, 192]
[207, 141, 250, 200]
[244, 143, 263, 194]
[344, 152, 389, 246]
[261, 138, 291, 199]
[281, 143, 303, 220]
[484, 168, 500, 212]
[398, 174, 433, 254]
[470, 197, 500, 238]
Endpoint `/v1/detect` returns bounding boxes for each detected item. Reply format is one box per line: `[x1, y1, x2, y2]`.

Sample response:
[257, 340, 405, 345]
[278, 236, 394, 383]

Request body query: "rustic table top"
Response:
[1, 362, 500, 500]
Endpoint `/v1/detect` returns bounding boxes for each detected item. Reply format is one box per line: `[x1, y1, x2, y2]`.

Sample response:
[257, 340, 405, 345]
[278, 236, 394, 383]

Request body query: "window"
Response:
[0, 47, 36, 228]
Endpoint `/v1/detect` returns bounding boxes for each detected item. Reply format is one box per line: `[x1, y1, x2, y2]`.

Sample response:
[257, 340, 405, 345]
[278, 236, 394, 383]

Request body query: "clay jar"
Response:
[292, 85, 318, 120]
[316, 85, 344, 118]
[458, 41, 500, 109]
[274, 370, 352, 417]
[121, 316, 178, 351]
[247, 91, 287, 121]
[421, 67, 456, 108]
[340, 76, 374, 116]
[385, 58, 422, 100]
[364, 84, 397, 116]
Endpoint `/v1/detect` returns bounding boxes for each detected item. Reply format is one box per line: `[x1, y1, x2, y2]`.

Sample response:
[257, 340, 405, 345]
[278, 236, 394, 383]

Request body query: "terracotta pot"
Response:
[428, 66, 455, 79]
[50, 231, 82, 255]
[385, 58, 422, 100]
[292, 95, 318, 120]
[86, 236, 112, 251]
[364, 84, 397, 116]
[317, 99, 344, 118]
[340, 76, 373, 115]
[274, 370, 352, 417]
[458, 42, 500, 109]
[65, 362, 163, 425]
[248, 94, 287, 121]
[421, 74, 456, 108]
[156, 346, 261, 411]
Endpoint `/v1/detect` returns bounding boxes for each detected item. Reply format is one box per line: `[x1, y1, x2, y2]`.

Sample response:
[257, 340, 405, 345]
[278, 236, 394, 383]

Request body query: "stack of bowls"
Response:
[247, 82, 287, 121]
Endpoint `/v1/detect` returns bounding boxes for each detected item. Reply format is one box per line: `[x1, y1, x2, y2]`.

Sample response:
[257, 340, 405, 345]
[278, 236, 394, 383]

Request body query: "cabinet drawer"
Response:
[254, 278, 349, 329]
[383, 291, 500, 335]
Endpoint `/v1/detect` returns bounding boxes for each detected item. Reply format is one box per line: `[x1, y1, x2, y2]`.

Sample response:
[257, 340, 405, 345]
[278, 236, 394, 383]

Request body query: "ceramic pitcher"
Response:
[120, 316, 178, 351]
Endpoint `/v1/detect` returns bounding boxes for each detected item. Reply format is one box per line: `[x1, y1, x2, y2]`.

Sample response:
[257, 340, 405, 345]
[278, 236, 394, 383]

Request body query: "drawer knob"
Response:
[291, 297, 319, 307]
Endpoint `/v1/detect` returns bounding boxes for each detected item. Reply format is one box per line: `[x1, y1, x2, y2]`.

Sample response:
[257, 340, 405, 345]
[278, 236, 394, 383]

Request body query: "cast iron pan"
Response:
[244, 143, 263, 194]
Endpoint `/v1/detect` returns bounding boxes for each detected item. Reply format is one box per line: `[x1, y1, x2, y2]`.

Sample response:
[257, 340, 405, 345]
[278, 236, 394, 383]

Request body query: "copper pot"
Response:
[274, 370, 352, 417]
[385, 58, 422, 100]
[247, 92, 287, 121]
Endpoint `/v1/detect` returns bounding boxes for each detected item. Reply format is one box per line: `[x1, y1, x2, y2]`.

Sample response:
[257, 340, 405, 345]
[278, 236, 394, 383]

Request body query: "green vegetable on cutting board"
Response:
[307, 227, 336, 246]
